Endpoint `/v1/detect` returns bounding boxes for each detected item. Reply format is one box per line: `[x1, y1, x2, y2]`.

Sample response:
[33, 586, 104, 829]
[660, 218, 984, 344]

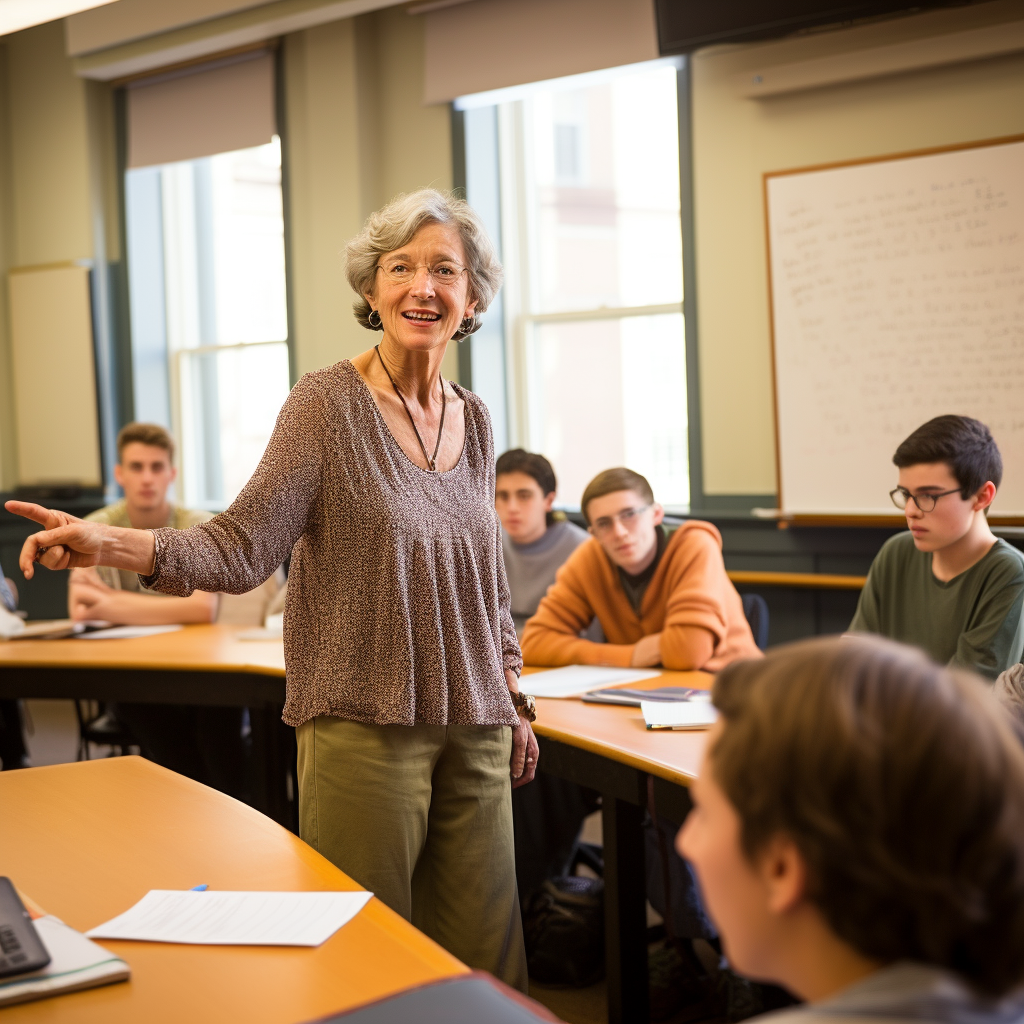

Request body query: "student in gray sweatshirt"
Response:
[496, 449, 599, 903]
[495, 448, 591, 637]
[678, 636, 1024, 1024]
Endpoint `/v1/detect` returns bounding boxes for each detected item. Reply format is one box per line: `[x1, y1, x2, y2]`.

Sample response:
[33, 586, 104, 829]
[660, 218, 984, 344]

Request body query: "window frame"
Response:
[113, 48, 295, 512]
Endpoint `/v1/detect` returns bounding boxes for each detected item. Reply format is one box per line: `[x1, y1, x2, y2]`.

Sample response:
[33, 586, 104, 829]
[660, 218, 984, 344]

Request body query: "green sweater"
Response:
[850, 532, 1024, 680]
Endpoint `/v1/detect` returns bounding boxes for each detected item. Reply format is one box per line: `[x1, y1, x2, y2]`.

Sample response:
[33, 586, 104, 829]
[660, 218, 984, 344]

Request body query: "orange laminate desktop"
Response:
[524, 668, 712, 787]
[0, 756, 466, 1024]
[0, 624, 711, 788]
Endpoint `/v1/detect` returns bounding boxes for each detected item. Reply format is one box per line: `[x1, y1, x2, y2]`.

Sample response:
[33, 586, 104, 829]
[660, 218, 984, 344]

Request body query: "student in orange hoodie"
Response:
[521, 467, 761, 671]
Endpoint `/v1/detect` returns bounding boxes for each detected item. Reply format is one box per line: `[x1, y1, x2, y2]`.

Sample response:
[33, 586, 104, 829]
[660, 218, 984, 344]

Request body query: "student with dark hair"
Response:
[495, 448, 590, 637]
[521, 466, 759, 670]
[850, 415, 1024, 678]
[679, 635, 1024, 1022]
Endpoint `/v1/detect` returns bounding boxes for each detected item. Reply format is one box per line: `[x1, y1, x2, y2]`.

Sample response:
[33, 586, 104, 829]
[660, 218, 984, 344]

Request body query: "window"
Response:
[124, 138, 290, 510]
[462, 61, 687, 508]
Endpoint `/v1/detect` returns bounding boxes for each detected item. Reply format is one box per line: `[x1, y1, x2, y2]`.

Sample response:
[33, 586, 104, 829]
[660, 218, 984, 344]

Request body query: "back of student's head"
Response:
[893, 415, 1002, 496]
[496, 449, 558, 526]
[710, 635, 1024, 997]
[117, 422, 176, 465]
[580, 468, 654, 524]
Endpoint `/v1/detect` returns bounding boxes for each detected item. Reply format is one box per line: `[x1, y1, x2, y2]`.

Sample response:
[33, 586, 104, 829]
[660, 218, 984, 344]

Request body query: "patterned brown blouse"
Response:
[142, 360, 521, 729]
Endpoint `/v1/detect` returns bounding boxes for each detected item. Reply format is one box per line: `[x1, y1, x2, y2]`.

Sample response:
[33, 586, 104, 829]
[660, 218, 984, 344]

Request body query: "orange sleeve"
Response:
[659, 533, 732, 671]
[520, 556, 636, 667]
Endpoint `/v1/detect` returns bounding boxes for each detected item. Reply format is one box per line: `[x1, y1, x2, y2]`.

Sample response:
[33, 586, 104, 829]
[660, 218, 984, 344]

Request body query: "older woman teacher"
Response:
[7, 189, 538, 989]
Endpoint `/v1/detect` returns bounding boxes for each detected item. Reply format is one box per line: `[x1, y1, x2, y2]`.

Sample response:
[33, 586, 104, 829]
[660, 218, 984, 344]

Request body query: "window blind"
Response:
[422, 0, 659, 105]
[127, 49, 276, 169]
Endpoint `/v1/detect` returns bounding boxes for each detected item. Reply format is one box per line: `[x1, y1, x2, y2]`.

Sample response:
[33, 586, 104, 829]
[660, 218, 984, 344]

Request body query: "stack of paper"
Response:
[641, 700, 718, 731]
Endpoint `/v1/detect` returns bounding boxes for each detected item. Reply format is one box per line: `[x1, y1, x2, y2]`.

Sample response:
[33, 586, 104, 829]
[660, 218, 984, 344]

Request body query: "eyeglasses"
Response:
[889, 486, 962, 513]
[376, 261, 467, 287]
[590, 504, 651, 537]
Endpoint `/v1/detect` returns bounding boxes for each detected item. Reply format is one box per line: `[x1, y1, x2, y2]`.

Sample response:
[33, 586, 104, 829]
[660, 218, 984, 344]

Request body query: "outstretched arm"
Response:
[6, 501, 156, 580]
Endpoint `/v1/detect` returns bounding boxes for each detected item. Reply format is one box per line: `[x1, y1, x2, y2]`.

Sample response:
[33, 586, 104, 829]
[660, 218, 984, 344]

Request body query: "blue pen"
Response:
[190, 884, 209, 891]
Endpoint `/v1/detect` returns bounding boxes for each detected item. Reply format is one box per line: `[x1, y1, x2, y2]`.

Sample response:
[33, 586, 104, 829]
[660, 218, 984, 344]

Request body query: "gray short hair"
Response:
[344, 189, 503, 340]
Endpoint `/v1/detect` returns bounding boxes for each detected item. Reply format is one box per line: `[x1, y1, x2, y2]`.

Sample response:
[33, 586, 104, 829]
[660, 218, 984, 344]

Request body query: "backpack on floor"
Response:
[522, 876, 604, 987]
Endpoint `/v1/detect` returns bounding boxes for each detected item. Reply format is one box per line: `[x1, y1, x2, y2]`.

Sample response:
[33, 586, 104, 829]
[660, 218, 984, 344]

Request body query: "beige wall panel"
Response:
[0, 45, 14, 489]
[692, 5, 1024, 496]
[284, 22, 367, 376]
[7, 21, 93, 268]
[9, 265, 102, 487]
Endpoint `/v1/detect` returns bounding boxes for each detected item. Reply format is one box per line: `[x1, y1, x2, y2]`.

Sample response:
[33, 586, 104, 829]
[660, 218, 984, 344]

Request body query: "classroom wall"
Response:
[283, 6, 457, 380]
[691, 0, 1024, 497]
[0, 6, 457, 490]
[0, 21, 107, 490]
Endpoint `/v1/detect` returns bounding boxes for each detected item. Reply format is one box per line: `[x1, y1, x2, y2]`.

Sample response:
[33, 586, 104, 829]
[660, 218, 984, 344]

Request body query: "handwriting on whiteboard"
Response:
[767, 140, 1024, 515]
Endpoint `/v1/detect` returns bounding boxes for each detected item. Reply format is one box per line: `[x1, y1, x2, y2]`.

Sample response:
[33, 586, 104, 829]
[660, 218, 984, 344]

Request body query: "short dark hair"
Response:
[496, 449, 557, 527]
[116, 422, 175, 465]
[580, 468, 654, 524]
[893, 415, 1002, 497]
[710, 636, 1024, 997]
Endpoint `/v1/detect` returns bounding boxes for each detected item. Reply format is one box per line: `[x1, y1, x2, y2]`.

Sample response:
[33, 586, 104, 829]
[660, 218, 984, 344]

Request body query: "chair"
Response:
[74, 702, 139, 760]
[742, 593, 770, 651]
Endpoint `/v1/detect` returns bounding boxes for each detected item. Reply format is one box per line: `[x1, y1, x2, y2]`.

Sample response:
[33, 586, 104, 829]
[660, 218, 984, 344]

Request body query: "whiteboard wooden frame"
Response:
[763, 133, 1024, 527]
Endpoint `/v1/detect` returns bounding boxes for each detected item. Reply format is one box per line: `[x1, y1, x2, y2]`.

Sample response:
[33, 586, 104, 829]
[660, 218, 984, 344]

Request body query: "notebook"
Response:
[641, 700, 719, 731]
[582, 686, 710, 707]
[309, 972, 563, 1023]
[0, 907, 129, 1008]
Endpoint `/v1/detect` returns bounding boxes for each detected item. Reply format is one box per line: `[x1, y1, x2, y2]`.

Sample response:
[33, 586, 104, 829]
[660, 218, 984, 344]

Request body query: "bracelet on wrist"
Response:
[509, 690, 536, 723]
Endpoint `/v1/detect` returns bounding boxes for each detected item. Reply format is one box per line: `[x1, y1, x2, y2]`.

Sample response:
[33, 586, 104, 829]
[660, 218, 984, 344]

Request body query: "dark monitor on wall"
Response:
[655, 1, 972, 53]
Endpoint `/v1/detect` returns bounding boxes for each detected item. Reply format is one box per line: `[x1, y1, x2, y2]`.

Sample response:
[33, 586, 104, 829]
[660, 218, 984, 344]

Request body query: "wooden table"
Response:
[0, 756, 466, 1023]
[0, 625, 710, 1024]
[0, 625, 294, 826]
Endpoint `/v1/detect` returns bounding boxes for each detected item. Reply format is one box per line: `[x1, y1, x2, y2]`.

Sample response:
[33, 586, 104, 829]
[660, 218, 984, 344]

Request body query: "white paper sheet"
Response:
[519, 665, 662, 699]
[74, 624, 184, 640]
[641, 700, 718, 731]
[85, 890, 373, 946]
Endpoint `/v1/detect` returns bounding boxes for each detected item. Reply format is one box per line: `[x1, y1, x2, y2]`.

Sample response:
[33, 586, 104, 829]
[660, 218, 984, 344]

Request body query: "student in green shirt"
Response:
[850, 415, 1024, 679]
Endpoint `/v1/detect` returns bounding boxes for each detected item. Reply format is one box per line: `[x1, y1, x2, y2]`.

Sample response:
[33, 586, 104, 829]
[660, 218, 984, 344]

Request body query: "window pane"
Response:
[527, 313, 688, 507]
[521, 65, 682, 313]
[208, 141, 288, 345]
[125, 138, 290, 509]
[177, 343, 290, 508]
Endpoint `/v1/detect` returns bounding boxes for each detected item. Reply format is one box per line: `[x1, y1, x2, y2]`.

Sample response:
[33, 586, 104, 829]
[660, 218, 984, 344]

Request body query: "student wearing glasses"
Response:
[520, 467, 760, 671]
[850, 415, 1024, 679]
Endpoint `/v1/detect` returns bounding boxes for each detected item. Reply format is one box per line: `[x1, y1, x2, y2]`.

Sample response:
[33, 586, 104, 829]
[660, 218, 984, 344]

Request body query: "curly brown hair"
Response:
[710, 636, 1024, 997]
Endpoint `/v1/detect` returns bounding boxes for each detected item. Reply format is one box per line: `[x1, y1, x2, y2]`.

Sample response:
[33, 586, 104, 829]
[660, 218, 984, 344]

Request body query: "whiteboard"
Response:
[765, 137, 1024, 518]
[9, 263, 102, 487]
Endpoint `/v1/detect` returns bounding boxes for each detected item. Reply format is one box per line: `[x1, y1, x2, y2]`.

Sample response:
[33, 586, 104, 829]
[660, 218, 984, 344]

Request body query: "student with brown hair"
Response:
[70, 422, 217, 625]
[70, 422, 245, 799]
[521, 467, 759, 670]
[850, 415, 1024, 679]
[679, 635, 1024, 1022]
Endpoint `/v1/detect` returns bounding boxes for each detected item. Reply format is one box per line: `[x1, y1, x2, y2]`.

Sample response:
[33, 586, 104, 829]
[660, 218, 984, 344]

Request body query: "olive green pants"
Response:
[296, 717, 528, 991]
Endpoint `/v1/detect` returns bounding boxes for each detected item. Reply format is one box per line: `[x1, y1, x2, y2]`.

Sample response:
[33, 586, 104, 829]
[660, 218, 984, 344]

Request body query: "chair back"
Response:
[742, 593, 769, 651]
